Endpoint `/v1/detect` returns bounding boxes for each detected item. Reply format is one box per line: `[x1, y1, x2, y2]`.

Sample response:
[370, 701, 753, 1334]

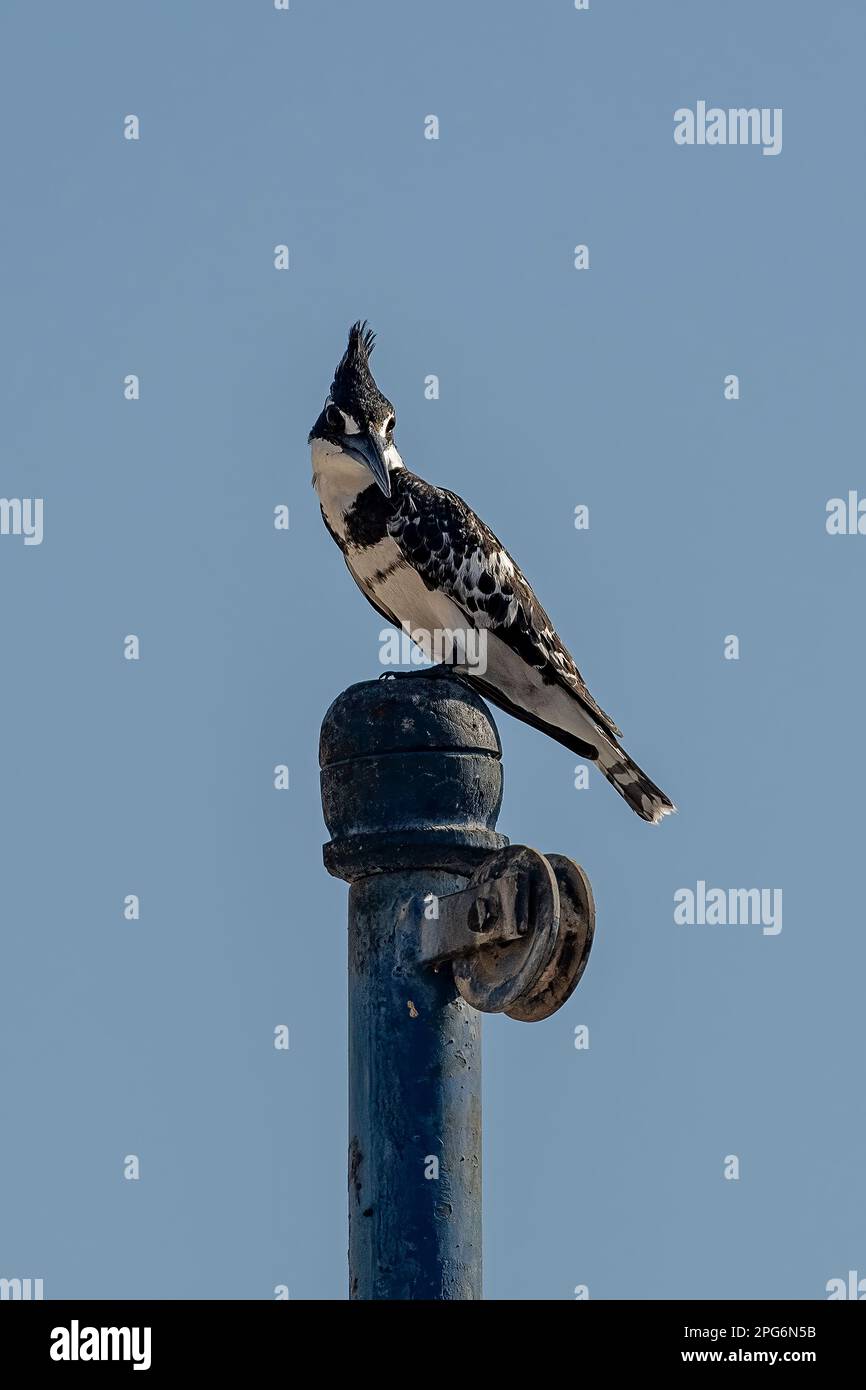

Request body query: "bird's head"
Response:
[309, 321, 400, 498]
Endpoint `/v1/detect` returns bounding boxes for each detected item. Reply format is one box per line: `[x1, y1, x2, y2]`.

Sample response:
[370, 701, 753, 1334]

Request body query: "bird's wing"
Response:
[388, 472, 622, 739]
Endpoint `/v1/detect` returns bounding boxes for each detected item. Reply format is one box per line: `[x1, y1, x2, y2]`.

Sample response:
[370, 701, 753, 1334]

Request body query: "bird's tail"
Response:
[596, 740, 676, 825]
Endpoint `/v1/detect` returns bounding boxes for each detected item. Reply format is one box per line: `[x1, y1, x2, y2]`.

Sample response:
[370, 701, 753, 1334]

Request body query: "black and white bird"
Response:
[310, 322, 675, 823]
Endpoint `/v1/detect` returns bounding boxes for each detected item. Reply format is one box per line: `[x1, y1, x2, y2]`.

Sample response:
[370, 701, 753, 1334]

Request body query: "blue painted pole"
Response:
[320, 675, 507, 1300]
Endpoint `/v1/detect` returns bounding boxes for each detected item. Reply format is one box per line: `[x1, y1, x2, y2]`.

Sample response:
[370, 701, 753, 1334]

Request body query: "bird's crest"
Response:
[350, 320, 376, 360]
[333, 320, 375, 388]
[331, 321, 387, 416]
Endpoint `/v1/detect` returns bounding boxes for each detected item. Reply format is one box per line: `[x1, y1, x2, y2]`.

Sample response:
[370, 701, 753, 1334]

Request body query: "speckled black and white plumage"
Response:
[383, 471, 620, 734]
[310, 324, 675, 823]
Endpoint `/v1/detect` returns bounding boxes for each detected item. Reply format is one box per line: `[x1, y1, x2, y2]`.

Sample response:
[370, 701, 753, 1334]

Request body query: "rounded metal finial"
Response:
[319, 674, 508, 882]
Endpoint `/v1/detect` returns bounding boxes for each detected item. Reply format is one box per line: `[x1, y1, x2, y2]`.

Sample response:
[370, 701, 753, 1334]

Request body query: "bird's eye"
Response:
[385, 416, 396, 434]
[326, 404, 344, 431]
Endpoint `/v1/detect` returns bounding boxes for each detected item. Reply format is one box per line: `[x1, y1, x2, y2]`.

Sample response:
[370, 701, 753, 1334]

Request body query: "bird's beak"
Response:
[348, 429, 392, 498]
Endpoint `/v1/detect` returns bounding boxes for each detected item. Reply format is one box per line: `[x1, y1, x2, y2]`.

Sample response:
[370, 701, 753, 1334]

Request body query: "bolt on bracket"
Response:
[408, 844, 595, 1022]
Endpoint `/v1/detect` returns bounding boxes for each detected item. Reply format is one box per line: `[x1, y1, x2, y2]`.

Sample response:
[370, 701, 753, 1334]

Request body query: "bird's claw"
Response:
[378, 664, 465, 683]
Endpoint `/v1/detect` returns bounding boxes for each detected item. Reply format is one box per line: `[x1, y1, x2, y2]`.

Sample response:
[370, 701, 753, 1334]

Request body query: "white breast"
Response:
[346, 535, 467, 636]
[313, 439, 472, 659]
[311, 440, 371, 542]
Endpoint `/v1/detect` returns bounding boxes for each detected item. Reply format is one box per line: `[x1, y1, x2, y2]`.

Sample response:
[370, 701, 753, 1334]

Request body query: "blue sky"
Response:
[1, 0, 864, 1299]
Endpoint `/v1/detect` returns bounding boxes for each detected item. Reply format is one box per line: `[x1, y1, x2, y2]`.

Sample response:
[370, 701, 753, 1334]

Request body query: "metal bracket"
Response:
[409, 844, 595, 1022]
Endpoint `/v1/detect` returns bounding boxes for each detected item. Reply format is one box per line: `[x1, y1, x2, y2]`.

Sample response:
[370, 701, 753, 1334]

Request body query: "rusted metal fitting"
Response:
[412, 844, 595, 1022]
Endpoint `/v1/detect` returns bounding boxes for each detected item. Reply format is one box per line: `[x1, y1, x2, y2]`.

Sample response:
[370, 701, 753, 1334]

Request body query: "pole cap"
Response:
[320, 675, 508, 882]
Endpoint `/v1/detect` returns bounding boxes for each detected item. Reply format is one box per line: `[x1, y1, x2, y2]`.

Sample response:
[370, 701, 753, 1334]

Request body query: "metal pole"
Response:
[319, 674, 507, 1301]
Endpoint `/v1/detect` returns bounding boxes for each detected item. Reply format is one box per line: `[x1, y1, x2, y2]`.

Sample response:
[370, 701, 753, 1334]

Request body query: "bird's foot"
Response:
[422, 662, 467, 681]
[378, 663, 467, 683]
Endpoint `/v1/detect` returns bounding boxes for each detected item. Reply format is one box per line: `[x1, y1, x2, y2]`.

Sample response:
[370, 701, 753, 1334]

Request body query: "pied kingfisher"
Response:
[310, 322, 675, 823]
